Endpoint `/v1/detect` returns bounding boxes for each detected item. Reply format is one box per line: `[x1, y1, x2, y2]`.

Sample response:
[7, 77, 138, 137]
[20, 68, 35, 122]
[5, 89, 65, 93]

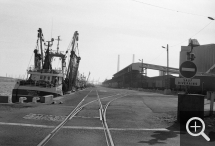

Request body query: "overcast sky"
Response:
[0, 0, 214, 82]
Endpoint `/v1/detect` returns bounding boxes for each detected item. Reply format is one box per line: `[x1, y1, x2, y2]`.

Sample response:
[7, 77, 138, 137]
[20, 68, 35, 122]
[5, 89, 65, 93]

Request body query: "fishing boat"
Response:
[12, 28, 80, 102]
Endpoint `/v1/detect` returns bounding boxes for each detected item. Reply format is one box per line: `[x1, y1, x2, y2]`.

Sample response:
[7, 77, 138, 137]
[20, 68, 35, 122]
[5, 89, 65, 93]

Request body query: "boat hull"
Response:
[12, 89, 60, 103]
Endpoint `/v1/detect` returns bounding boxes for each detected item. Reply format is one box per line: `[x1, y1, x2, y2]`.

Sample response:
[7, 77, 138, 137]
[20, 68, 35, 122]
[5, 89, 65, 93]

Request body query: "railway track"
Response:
[37, 88, 129, 146]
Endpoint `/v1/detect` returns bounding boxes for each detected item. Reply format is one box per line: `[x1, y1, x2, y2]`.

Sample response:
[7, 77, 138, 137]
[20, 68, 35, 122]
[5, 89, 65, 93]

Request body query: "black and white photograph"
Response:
[0, 0, 215, 145]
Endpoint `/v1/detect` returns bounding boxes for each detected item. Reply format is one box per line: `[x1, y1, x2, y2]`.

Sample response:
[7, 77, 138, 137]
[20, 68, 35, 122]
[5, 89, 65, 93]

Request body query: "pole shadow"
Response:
[138, 121, 185, 145]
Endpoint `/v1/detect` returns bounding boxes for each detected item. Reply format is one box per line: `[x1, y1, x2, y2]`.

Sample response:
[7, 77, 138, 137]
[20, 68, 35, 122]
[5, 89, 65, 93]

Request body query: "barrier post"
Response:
[32, 97, 40, 103]
[19, 97, 27, 103]
[207, 91, 211, 100]
[210, 92, 215, 116]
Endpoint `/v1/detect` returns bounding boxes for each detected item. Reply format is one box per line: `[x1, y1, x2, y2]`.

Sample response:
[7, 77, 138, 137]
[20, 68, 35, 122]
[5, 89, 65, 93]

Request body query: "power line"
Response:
[131, 0, 208, 18]
[170, 21, 213, 47]
[147, 50, 165, 63]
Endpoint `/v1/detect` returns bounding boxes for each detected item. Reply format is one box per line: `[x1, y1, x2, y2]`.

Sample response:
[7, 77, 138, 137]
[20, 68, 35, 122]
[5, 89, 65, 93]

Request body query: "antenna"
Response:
[55, 36, 61, 53]
[51, 18, 53, 38]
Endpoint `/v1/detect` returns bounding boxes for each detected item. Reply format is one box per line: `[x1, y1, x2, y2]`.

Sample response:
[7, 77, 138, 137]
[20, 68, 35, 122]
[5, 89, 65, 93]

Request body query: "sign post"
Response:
[177, 60, 205, 124]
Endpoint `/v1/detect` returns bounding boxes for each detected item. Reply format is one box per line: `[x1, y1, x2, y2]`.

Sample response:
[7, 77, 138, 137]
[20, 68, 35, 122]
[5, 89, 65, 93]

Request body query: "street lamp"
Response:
[162, 44, 171, 94]
[208, 17, 214, 20]
[139, 59, 143, 88]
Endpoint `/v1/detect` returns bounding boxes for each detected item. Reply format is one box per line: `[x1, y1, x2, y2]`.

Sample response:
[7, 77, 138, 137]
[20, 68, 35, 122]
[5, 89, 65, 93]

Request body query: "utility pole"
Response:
[139, 59, 144, 88]
[162, 44, 170, 94]
[167, 44, 169, 89]
[142, 59, 143, 88]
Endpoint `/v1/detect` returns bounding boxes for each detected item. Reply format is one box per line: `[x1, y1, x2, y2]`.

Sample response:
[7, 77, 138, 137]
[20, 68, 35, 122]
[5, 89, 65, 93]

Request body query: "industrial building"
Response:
[179, 41, 215, 94]
[102, 62, 178, 90]
[180, 43, 215, 74]
[103, 40, 215, 94]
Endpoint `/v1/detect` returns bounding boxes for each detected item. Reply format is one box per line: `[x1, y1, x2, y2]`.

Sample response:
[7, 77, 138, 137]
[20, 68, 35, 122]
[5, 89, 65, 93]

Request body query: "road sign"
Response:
[175, 78, 200, 86]
[180, 61, 197, 78]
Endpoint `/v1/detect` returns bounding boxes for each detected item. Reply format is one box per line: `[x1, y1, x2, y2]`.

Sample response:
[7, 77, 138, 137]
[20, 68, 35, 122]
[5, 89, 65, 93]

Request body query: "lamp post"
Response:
[162, 44, 169, 87]
[162, 44, 171, 94]
[139, 59, 143, 88]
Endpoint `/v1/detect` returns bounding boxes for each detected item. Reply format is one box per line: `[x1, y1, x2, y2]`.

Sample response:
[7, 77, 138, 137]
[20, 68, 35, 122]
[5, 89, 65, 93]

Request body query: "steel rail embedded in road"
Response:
[38, 88, 127, 146]
[103, 93, 130, 146]
[96, 90, 112, 146]
[37, 89, 94, 146]
[96, 90, 116, 146]
[103, 94, 130, 122]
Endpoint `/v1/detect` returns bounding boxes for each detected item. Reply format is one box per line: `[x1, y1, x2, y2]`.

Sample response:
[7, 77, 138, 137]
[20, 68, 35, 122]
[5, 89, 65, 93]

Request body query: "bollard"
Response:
[8, 96, 12, 103]
[207, 91, 211, 100]
[32, 97, 40, 103]
[19, 97, 27, 103]
[210, 92, 215, 116]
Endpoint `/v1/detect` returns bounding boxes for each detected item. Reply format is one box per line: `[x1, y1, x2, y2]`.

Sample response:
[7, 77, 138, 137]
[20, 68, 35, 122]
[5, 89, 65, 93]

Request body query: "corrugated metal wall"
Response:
[180, 44, 215, 73]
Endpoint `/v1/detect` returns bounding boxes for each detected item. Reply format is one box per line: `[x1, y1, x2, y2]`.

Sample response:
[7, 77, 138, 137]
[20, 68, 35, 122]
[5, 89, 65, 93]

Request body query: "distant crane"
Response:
[97, 77, 100, 85]
[87, 72, 90, 83]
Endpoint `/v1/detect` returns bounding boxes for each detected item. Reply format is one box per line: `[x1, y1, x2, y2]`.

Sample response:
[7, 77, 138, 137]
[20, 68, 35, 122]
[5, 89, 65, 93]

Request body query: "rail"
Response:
[37, 89, 128, 146]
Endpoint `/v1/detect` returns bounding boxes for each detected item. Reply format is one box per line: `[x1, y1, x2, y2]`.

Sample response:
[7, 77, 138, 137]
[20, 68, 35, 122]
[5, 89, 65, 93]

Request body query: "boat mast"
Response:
[38, 28, 44, 67]
[43, 39, 54, 69]
[56, 36, 61, 53]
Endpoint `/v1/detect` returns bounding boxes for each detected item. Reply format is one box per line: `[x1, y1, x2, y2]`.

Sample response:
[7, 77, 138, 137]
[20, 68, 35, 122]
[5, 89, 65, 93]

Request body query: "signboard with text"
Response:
[175, 78, 200, 86]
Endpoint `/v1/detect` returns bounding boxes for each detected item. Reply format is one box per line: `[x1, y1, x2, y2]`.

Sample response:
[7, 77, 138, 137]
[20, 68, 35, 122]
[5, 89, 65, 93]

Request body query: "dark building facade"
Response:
[180, 43, 215, 74]
[102, 63, 177, 89]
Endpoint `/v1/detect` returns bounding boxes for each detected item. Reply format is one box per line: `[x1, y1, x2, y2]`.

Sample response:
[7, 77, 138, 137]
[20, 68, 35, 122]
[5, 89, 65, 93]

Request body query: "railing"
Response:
[27, 65, 38, 72]
[27, 66, 63, 74]
[19, 79, 58, 88]
[49, 50, 64, 54]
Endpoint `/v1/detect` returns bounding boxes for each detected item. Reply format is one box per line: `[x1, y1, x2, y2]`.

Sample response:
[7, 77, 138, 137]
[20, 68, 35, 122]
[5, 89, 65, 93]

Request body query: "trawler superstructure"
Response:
[12, 28, 81, 102]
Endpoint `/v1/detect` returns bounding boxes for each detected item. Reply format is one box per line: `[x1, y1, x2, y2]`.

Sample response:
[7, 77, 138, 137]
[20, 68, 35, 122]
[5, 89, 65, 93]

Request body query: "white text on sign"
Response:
[175, 78, 200, 86]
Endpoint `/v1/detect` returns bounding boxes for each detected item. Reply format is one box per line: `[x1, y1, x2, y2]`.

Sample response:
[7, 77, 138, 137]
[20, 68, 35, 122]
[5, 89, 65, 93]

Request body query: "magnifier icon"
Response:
[186, 117, 210, 141]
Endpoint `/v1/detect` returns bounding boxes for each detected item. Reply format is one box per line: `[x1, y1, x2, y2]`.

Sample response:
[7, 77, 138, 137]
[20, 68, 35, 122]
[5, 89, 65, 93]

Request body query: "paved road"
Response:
[0, 86, 215, 146]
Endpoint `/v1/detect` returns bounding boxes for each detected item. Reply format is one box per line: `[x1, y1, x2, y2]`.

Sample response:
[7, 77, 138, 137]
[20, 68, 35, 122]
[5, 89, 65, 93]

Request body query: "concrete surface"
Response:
[0, 87, 214, 146]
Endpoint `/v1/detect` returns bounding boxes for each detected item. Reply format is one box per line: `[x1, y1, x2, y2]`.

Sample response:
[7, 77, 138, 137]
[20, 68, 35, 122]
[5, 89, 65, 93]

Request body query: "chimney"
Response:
[117, 55, 120, 72]
[132, 54, 135, 63]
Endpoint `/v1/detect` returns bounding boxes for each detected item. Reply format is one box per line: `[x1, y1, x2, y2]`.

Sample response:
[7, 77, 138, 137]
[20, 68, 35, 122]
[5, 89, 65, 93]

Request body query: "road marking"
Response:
[62, 126, 104, 130]
[23, 113, 99, 122]
[109, 128, 170, 131]
[0, 122, 55, 128]
[0, 122, 180, 132]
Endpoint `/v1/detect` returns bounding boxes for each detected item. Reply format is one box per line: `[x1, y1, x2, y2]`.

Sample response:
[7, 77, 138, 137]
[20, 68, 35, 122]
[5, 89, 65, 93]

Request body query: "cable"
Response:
[148, 50, 165, 63]
[170, 21, 213, 47]
[130, 0, 208, 17]
[24, 52, 34, 79]
[190, 21, 213, 38]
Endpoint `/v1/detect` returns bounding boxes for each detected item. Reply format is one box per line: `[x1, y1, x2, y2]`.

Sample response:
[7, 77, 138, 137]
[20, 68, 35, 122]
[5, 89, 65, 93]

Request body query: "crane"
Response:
[87, 72, 90, 83]
[63, 31, 81, 92]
